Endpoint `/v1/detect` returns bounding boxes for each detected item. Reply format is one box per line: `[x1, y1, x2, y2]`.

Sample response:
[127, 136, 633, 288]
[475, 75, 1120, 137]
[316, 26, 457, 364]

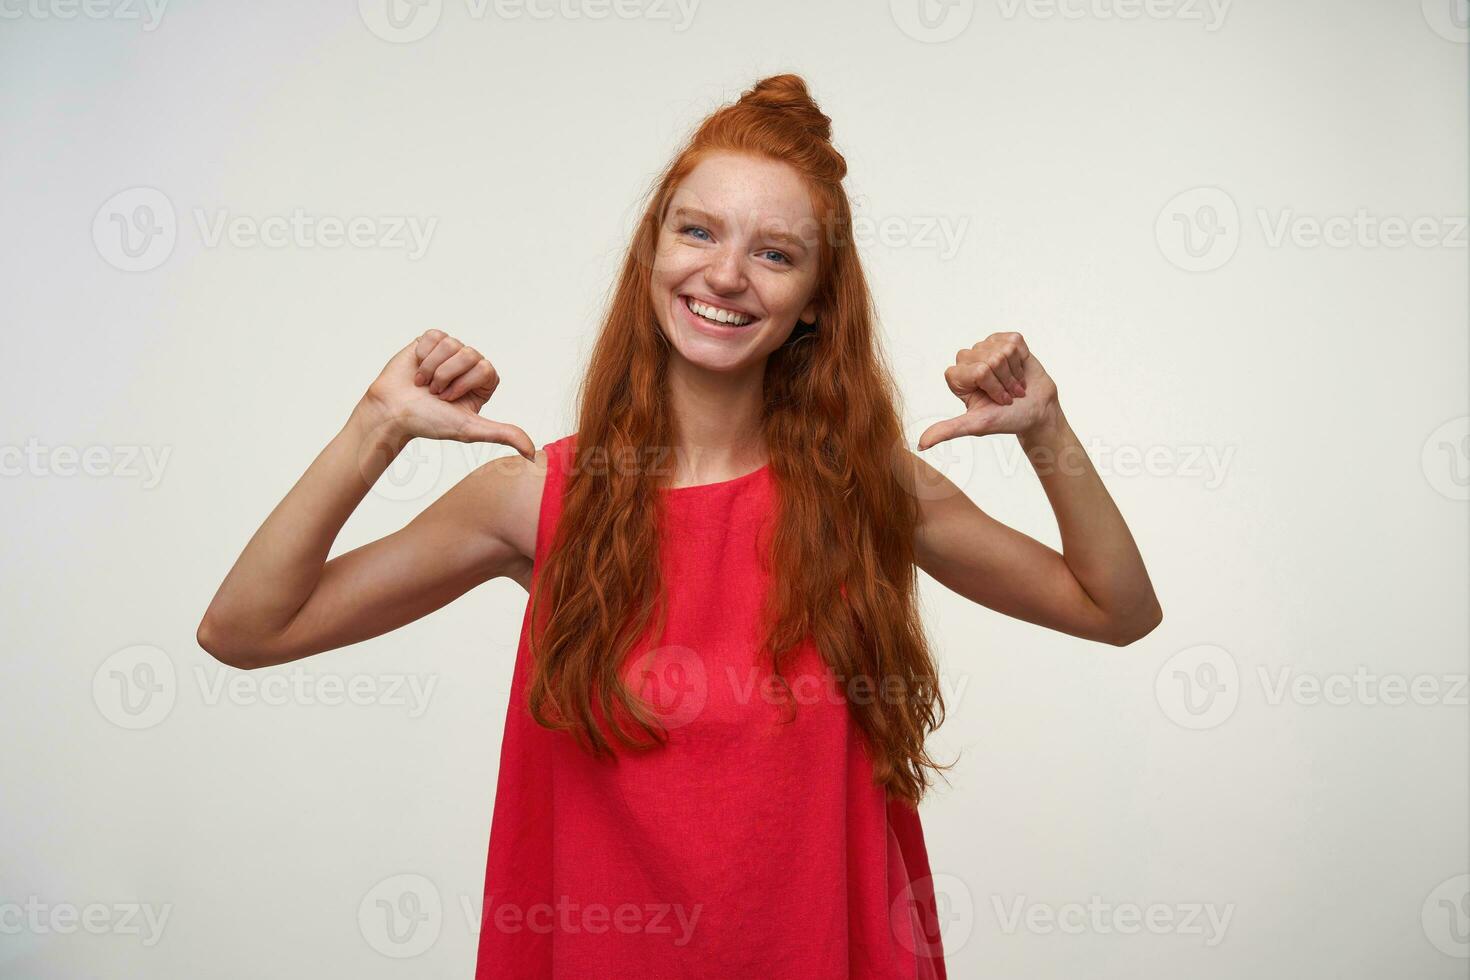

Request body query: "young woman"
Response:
[198, 74, 1161, 979]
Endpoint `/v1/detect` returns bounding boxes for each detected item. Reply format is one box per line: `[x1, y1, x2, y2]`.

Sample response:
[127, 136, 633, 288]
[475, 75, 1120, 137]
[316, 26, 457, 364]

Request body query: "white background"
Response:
[1, 0, 1466, 977]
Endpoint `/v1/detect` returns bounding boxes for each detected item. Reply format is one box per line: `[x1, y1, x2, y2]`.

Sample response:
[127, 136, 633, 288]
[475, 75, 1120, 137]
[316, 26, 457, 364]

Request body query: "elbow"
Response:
[1106, 601, 1163, 648]
[196, 613, 267, 670]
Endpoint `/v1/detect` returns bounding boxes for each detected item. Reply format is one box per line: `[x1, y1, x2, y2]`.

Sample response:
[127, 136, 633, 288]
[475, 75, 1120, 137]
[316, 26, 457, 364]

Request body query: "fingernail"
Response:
[414, 372, 424, 385]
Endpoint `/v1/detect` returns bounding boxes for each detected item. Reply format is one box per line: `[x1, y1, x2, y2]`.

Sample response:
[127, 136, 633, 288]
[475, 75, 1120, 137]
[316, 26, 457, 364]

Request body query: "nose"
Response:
[703, 244, 747, 294]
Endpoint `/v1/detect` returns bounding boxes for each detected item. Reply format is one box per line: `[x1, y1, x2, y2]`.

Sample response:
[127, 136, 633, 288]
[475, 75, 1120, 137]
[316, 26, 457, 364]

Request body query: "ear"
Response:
[799, 300, 820, 326]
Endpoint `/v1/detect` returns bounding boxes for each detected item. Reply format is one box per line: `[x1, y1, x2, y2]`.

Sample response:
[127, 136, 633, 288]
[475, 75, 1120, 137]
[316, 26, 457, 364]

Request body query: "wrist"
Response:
[1018, 399, 1066, 446]
[348, 394, 414, 457]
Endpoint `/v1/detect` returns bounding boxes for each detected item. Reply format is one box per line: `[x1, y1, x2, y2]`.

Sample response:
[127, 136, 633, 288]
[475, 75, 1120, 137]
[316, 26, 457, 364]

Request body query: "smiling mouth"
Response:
[681, 295, 760, 328]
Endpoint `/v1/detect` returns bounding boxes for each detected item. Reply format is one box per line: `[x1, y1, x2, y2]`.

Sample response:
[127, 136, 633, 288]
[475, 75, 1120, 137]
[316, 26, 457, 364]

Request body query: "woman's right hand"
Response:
[360, 330, 535, 460]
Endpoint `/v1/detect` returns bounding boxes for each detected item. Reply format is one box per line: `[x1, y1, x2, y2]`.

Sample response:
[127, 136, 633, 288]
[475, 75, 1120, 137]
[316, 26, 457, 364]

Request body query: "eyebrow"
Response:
[669, 206, 811, 254]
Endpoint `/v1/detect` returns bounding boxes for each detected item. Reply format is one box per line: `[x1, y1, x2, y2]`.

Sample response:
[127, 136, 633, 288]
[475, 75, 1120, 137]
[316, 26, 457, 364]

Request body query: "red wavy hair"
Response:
[525, 73, 952, 806]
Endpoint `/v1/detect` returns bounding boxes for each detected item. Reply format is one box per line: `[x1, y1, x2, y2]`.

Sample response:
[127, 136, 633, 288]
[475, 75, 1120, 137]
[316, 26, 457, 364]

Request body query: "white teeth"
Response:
[687, 297, 754, 326]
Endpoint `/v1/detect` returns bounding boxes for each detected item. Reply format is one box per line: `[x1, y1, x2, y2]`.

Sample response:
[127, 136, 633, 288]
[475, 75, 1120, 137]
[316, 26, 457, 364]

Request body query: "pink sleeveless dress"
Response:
[474, 434, 947, 979]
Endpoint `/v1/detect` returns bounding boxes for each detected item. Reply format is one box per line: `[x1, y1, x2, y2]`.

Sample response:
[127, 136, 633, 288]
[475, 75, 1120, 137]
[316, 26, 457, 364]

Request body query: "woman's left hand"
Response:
[917, 332, 1059, 450]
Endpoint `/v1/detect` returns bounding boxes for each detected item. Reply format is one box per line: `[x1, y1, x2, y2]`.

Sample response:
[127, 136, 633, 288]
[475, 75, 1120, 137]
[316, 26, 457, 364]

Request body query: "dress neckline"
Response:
[661, 462, 771, 495]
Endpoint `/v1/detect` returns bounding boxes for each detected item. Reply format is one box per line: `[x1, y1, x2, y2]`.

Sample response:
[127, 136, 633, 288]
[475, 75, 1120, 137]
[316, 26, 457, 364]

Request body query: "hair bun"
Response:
[740, 73, 832, 142]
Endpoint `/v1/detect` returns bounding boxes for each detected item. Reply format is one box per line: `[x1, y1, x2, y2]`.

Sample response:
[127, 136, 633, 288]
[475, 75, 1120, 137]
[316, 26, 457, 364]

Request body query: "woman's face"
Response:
[650, 151, 823, 374]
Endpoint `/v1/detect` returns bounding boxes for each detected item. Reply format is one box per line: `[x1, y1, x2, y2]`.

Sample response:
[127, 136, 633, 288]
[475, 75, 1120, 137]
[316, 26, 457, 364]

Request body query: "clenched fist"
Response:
[361, 329, 535, 460]
[917, 332, 1058, 450]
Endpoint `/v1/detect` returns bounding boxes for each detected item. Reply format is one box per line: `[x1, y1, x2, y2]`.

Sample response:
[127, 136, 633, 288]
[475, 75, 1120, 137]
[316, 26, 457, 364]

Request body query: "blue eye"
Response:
[682, 225, 712, 241]
[761, 250, 791, 265]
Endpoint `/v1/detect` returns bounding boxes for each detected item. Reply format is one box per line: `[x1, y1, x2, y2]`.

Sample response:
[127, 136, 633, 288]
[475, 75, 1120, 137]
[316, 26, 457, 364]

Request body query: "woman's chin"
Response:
[656, 323, 761, 373]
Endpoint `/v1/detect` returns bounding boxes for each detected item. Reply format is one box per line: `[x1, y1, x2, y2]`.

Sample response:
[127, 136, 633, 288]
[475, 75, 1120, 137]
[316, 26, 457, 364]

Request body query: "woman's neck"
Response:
[664, 356, 768, 483]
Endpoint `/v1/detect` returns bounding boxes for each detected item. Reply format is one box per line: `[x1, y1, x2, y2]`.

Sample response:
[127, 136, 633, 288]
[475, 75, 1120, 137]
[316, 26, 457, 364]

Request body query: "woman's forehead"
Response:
[673, 153, 815, 222]
[667, 154, 820, 244]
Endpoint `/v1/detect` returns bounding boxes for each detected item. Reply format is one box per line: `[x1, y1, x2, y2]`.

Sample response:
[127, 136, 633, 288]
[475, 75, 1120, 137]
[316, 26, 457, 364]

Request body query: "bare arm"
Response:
[196, 331, 541, 670]
[913, 333, 1162, 646]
